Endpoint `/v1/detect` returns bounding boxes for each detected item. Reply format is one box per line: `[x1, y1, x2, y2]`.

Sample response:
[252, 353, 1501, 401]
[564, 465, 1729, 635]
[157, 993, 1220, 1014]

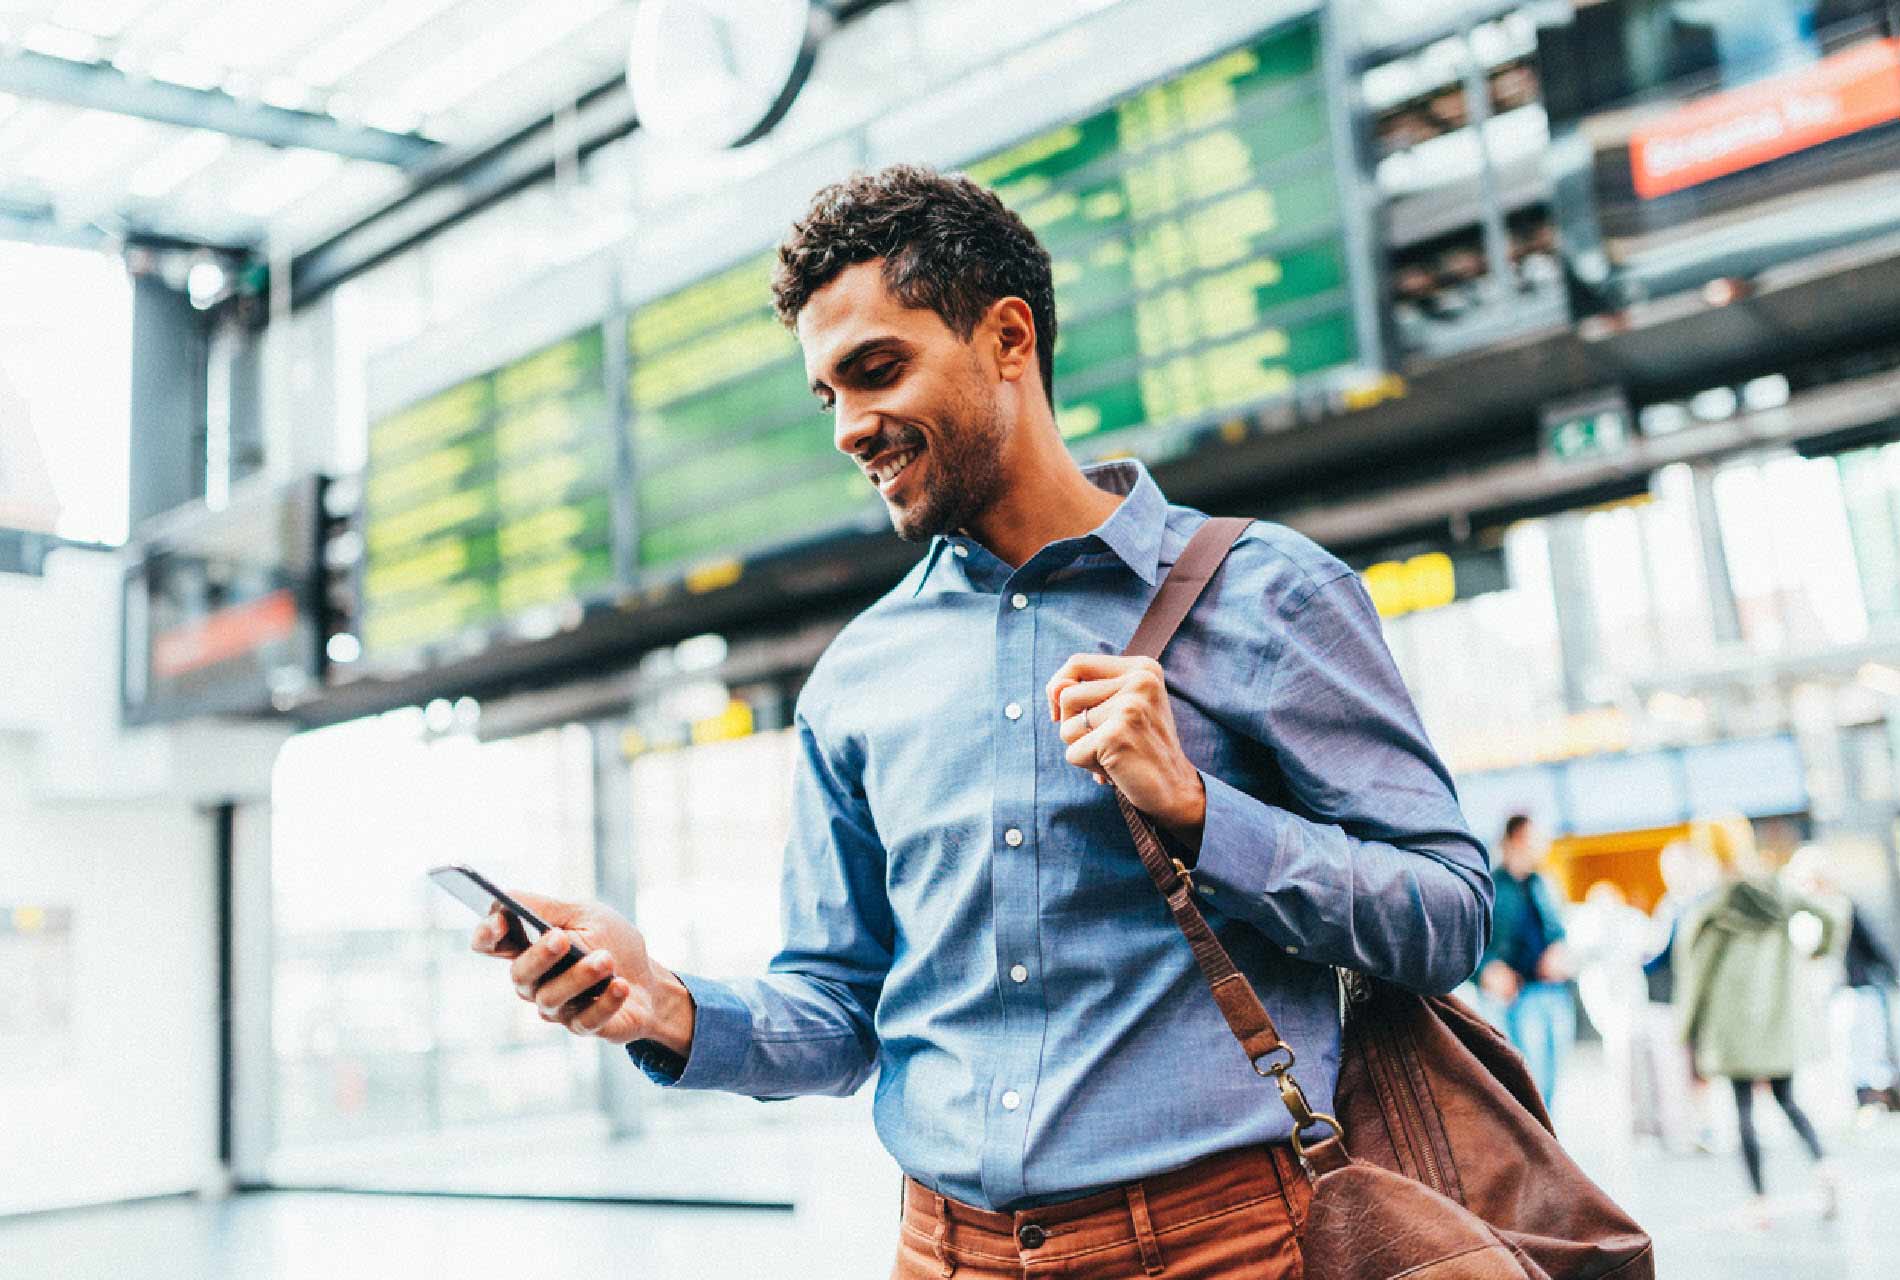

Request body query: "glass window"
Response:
[0, 242, 132, 545]
[622, 723, 799, 1133]
[268, 712, 599, 1164]
[1383, 521, 1567, 772]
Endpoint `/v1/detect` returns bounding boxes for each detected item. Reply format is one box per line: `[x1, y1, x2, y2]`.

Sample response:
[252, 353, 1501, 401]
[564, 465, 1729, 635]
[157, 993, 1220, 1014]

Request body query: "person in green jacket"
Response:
[1675, 817, 1842, 1225]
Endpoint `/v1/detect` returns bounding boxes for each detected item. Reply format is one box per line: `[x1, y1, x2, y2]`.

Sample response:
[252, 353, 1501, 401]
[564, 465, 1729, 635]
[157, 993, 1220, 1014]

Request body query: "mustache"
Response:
[855, 423, 926, 460]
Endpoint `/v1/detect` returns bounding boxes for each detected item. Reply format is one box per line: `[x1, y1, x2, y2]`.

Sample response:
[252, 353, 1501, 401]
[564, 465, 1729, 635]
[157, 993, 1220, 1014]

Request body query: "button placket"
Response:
[980, 570, 1045, 1208]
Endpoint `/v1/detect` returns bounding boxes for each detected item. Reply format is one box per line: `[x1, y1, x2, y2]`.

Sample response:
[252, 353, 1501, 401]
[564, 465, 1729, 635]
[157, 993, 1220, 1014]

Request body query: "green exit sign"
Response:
[1540, 390, 1631, 464]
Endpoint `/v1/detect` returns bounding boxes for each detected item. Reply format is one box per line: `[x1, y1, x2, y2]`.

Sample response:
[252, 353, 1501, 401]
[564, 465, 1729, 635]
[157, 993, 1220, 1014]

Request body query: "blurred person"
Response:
[1841, 903, 1900, 1113]
[466, 164, 1493, 1279]
[1676, 820, 1842, 1225]
[1568, 880, 1651, 1134]
[1634, 838, 1722, 1151]
[1476, 813, 1576, 1106]
[1783, 840, 1900, 1116]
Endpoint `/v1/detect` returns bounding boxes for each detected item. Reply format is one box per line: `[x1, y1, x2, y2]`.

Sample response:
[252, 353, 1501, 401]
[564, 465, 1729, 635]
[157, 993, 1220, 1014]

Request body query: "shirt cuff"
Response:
[1186, 769, 1290, 915]
[626, 972, 753, 1089]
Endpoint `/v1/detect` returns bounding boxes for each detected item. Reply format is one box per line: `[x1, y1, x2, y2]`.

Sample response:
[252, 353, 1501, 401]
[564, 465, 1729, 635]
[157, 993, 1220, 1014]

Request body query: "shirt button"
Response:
[1004, 702, 1023, 721]
[1004, 827, 1024, 847]
[1198, 883, 1216, 898]
[1010, 964, 1029, 983]
[1010, 592, 1029, 610]
[1001, 1090, 1021, 1111]
[952, 544, 969, 558]
[1285, 944, 1300, 955]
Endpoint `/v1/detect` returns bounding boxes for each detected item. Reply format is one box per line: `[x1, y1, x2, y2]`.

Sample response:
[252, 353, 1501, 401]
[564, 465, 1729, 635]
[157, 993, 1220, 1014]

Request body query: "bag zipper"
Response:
[1372, 1014, 1449, 1197]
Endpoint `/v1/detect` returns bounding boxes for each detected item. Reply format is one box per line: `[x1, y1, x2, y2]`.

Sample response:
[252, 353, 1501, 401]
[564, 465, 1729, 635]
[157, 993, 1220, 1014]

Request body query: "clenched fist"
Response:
[1046, 653, 1206, 840]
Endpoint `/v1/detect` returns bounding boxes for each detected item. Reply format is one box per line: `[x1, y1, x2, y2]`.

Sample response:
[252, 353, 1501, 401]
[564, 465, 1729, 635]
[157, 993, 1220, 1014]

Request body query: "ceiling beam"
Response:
[0, 50, 441, 167]
[282, 0, 907, 314]
[0, 190, 251, 255]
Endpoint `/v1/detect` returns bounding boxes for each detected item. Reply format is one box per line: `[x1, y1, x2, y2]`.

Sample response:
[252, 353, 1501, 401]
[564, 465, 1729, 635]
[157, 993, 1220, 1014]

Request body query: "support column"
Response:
[128, 275, 209, 527]
[591, 717, 647, 1140]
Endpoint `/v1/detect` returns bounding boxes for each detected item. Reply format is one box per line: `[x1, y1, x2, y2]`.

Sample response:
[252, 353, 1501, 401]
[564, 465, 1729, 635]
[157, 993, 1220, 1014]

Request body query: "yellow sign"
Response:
[1362, 552, 1456, 619]
[691, 699, 755, 745]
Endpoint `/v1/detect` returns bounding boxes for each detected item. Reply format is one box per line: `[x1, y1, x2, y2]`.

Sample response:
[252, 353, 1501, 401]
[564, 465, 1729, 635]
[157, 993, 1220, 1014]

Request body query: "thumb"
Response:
[507, 889, 582, 927]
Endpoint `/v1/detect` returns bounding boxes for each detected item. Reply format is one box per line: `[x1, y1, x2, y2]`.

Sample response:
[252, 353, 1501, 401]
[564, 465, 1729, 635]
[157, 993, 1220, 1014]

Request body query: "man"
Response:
[1477, 813, 1575, 1106]
[473, 164, 1491, 1279]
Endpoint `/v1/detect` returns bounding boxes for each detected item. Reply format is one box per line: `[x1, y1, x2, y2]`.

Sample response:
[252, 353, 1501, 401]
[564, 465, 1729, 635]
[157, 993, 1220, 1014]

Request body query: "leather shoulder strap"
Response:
[1123, 516, 1251, 660]
[1115, 512, 1341, 1155]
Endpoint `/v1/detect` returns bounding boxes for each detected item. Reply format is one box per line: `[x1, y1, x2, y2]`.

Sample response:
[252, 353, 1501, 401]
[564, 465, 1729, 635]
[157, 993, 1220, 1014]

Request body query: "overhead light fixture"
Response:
[1741, 374, 1791, 412]
[186, 258, 228, 310]
[146, 51, 223, 91]
[21, 23, 99, 62]
[127, 129, 229, 200]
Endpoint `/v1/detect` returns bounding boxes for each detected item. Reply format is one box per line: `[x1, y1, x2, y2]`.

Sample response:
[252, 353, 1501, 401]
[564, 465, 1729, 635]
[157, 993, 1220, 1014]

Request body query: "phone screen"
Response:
[429, 864, 548, 932]
[428, 864, 610, 1006]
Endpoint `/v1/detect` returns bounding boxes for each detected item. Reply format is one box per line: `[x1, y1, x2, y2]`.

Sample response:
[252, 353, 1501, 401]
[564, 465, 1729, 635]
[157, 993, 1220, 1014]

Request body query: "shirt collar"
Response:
[912, 458, 1167, 594]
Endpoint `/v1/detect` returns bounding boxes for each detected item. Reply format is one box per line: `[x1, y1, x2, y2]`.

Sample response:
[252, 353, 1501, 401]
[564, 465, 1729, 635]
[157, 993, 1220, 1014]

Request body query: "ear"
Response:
[987, 296, 1038, 388]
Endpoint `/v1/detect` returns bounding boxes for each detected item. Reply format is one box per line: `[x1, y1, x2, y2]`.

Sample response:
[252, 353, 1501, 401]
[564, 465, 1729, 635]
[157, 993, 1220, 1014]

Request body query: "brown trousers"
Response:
[891, 1143, 1309, 1279]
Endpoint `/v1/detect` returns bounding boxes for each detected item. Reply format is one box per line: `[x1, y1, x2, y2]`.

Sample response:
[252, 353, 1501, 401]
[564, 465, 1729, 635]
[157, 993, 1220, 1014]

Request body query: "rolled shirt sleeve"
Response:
[1190, 571, 1493, 995]
[631, 707, 892, 1097]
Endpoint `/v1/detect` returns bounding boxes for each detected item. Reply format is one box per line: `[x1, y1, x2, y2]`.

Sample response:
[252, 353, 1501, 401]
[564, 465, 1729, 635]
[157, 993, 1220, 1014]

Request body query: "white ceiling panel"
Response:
[0, 0, 644, 252]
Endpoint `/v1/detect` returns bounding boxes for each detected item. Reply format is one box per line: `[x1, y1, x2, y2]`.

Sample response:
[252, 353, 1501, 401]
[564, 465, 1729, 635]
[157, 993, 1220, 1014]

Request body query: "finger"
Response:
[534, 949, 617, 1014]
[474, 906, 530, 957]
[1046, 653, 1157, 697]
[1055, 676, 1130, 723]
[1046, 675, 1077, 723]
[570, 978, 633, 1036]
[505, 889, 580, 927]
[1061, 685, 1142, 745]
[509, 927, 574, 995]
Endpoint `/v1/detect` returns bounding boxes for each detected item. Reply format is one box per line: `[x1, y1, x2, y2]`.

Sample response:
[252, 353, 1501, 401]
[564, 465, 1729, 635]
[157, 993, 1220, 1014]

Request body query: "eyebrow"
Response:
[809, 336, 912, 398]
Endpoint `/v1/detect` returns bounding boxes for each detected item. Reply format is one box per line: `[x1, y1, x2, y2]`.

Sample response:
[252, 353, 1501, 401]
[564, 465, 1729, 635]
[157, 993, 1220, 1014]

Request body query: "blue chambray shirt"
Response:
[633, 459, 1491, 1211]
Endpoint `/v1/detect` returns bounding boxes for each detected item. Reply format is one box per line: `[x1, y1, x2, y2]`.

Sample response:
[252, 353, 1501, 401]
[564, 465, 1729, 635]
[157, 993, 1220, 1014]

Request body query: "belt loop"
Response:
[1125, 1182, 1166, 1275]
[932, 1193, 957, 1278]
[1271, 1144, 1310, 1231]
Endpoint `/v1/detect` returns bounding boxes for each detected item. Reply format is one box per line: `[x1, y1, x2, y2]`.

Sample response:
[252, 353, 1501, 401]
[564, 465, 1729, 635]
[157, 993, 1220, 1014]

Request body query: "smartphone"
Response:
[429, 863, 612, 1007]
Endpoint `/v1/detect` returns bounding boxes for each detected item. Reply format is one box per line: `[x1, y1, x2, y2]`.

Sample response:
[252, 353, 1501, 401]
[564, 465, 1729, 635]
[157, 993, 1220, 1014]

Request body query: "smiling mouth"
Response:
[867, 447, 921, 495]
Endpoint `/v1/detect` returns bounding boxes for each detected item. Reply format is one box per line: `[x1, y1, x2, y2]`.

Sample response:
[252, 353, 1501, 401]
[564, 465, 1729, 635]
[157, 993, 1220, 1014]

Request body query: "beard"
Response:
[879, 374, 1008, 543]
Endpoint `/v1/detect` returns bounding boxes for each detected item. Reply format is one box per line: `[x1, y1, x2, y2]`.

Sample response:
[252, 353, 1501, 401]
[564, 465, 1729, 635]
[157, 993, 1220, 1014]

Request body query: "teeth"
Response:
[871, 449, 918, 486]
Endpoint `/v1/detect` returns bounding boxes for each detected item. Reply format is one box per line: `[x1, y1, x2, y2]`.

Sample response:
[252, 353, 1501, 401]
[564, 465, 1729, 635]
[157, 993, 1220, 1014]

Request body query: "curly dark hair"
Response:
[772, 163, 1058, 406]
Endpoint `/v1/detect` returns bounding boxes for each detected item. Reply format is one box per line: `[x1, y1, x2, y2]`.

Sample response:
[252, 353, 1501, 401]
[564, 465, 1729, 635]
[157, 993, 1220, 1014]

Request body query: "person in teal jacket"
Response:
[1477, 813, 1576, 1105]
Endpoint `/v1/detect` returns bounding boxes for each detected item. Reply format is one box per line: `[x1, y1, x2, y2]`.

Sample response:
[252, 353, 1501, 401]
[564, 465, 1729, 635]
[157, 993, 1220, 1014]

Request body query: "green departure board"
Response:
[360, 326, 619, 658]
[627, 250, 868, 573]
[966, 16, 1358, 447]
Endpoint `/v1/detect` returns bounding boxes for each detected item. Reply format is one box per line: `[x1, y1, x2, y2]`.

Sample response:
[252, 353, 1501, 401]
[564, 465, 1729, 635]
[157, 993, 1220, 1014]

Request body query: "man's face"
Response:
[798, 261, 1008, 542]
[1503, 824, 1544, 874]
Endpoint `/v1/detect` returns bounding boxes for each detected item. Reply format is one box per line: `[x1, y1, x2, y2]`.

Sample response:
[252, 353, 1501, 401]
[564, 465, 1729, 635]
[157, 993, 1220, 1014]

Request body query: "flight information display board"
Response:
[967, 16, 1359, 450]
[627, 250, 868, 574]
[360, 326, 619, 658]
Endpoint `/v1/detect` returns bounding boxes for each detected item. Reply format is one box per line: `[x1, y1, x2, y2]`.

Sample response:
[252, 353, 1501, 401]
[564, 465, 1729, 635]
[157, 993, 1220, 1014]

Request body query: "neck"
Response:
[965, 403, 1123, 567]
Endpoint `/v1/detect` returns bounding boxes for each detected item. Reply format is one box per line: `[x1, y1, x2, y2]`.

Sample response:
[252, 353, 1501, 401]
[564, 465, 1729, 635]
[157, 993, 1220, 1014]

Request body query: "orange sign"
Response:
[152, 588, 298, 679]
[1629, 38, 1900, 199]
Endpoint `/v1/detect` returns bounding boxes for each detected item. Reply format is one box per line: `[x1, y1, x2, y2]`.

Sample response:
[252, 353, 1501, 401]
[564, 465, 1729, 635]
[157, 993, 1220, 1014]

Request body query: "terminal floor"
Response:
[7, 1078, 1900, 1278]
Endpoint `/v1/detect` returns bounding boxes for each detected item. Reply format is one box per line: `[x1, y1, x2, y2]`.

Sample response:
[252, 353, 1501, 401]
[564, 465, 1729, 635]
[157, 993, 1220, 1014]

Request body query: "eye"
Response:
[862, 360, 901, 385]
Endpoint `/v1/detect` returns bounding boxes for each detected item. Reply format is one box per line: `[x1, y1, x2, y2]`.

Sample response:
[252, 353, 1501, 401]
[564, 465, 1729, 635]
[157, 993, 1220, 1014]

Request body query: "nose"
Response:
[832, 394, 881, 460]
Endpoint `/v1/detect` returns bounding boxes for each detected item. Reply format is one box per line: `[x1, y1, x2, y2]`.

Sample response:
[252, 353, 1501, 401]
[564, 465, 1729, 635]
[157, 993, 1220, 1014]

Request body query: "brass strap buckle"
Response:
[1170, 856, 1195, 895]
[1253, 1047, 1346, 1162]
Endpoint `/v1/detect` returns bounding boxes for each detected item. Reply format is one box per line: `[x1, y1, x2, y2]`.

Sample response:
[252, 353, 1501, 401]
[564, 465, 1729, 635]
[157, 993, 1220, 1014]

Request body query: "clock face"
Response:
[628, 0, 821, 149]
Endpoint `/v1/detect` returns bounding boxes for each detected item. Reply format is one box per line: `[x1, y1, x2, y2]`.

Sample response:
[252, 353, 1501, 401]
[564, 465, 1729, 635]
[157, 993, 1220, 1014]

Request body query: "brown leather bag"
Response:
[1118, 516, 1654, 1280]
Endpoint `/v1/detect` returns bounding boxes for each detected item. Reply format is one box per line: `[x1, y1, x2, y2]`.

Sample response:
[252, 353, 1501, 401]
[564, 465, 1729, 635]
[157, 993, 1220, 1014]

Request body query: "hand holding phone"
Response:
[429, 863, 694, 1054]
[430, 864, 611, 1007]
